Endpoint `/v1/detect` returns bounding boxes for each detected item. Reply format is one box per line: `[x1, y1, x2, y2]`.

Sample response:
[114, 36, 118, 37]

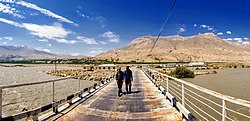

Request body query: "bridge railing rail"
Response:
[144, 68, 250, 121]
[0, 72, 115, 120]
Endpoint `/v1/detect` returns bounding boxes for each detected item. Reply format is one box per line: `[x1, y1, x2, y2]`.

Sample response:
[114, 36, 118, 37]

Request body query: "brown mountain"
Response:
[96, 33, 250, 63]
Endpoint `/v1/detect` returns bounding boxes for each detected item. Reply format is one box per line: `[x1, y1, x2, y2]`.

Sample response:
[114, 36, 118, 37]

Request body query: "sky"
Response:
[0, 0, 250, 56]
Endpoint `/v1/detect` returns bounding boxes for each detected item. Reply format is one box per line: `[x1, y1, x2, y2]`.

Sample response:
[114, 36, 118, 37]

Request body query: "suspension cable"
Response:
[146, 0, 177, 59]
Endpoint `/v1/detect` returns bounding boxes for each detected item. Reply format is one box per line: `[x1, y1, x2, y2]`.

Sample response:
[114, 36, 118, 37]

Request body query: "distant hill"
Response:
[96, 33, 250, 63]
[0, 45, 57, 60]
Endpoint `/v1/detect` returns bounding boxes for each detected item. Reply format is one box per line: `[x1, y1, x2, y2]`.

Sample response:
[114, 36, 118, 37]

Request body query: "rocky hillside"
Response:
[0, 45, 56, 60]
[96, 33, 250, 63]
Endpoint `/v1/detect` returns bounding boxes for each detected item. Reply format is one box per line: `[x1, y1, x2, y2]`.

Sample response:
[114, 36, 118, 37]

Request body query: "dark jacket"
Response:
[124, 69, 133, 81]
[116, 71, 124, 82]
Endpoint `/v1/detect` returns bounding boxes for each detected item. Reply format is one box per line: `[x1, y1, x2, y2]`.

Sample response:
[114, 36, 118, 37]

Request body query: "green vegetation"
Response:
[0, 59, 192, 65]
[170, 66, 195, 78]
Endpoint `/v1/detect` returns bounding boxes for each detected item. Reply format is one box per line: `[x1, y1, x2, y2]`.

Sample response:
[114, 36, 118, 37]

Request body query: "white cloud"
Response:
[71, 53, 81, 56]
[47, 44, 52, 47]
[200, 24, 214, 31]
[0, 18, 77, 44]
[100, 41, 106, 45]
[23, 22, 71, 39]
[88, 47, 104, 55]
[243, 37, 249, 40]
[3, 36, 13, 40]
[0, 18, 71, 39]
[101, 31, 120, 43]
[222, 38, 233, 41]
[208, 27, 214, 31]
[0, 3, 25, 18]
[42, 48, 51, 53]
[76, 10, 89, 18]
[77, 36, 98, 44]
[226, 31, 232, 34]
[108, 38, 119, 43]
[77, 12, 85, 17]
[0, 0, 15, 3]
[38, 39, 48, 42]
[89, 50, 103, 54]
[89, 16, 107, 28]
[204, 33, 215, 36]
[178, 27, 186, 33]
[30, 12, 38, 16]
[242, 41, 250, 45]
[15, 1, 77, 26]
[0, 17, 23, 26]
[217, 32, 223, 35]
[55, 38, 77, 44]
[200, 25, 207, 28]
[234, 38, 243, 42]
[193, 24, 197, 27]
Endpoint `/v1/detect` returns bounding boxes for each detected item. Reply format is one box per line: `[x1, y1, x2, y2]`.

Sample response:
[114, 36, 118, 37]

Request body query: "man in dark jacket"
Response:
[116, 67, 124, 96]
[124, 66, 133, 94]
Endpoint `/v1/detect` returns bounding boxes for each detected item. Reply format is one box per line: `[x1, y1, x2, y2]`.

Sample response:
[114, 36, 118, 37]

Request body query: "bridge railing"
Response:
[144, 68, 250, 121]
[0, 71, 115, 120]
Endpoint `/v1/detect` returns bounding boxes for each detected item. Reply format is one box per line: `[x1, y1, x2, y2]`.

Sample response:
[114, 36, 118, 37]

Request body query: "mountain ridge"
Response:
[96, 33, 250, 63]
[0, 45, 57, 60]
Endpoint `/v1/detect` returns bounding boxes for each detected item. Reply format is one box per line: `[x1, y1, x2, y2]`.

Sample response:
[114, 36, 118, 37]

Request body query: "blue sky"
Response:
[0, 0, 250, 56]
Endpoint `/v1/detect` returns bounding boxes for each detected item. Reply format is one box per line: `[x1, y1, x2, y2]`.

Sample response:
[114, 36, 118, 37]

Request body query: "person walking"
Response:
[124, 66, 133, 94]
[115, 67, 124, 96]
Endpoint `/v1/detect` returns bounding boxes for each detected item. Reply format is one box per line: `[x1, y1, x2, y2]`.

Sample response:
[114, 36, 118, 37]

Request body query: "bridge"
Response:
[0, 67, 250, 121]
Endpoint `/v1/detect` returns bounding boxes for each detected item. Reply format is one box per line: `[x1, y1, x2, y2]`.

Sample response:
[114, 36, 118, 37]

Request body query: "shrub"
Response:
[171, 66, 195, 78]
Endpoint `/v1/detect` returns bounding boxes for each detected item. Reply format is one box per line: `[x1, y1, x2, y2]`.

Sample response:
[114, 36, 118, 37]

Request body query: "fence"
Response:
[0, 72, 115, 120]
[143, 68, 250, 121]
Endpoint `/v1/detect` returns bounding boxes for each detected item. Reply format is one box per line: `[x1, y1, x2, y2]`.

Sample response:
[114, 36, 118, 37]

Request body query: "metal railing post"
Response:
[222, 100, 226, 121]
[53, 81, 55, 102]
[92, 77, 94, 91]
[166, 77, 169, 92]
[182, 83, 185, 106]
[78, 79, 82, 98]
[0, 87, 2, 119]
[52, 81, 58, 113]
[79, 79, 80, 91]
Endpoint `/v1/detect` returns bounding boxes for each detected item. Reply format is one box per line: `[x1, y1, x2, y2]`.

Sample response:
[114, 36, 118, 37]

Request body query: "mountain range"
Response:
[96, 33, 250, 63]
[1, 33, 250, 63]
[0, 45, 57, 61]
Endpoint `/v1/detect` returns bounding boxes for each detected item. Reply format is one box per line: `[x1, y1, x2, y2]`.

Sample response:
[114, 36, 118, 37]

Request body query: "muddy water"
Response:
[184, 68, 250, 120]
[185, 68, 250, 101]
[0, 64, 98, 117]
[0, 64, 80, 85]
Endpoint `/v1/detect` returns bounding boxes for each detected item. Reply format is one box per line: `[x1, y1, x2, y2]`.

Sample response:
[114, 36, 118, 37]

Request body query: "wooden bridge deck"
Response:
[55, 69, 182, 121]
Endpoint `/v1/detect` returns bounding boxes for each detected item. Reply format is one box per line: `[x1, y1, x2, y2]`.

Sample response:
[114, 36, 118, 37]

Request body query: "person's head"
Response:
[126, 66, 129, 70]
[117, 67, 121, 71]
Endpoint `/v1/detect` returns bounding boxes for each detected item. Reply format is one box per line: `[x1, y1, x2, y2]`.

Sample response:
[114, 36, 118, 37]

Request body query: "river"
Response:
[0, 64, 100, 117]
[184, 68, 250, 101]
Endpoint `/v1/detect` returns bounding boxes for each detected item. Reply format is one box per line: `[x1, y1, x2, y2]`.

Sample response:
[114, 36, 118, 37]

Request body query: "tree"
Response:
[171, 66, 195, 78]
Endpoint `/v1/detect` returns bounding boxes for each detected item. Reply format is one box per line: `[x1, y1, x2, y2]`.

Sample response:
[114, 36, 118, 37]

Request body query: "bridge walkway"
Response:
[55, 69, 182, 121]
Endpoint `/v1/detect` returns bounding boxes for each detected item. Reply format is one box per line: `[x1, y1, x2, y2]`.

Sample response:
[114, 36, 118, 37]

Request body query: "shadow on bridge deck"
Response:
[54, 69, 182, 121]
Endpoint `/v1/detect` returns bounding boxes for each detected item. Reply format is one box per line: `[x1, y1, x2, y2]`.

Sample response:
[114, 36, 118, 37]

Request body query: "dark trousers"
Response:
[125, 80, 132, 93]
[117, 81, 123, 95]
